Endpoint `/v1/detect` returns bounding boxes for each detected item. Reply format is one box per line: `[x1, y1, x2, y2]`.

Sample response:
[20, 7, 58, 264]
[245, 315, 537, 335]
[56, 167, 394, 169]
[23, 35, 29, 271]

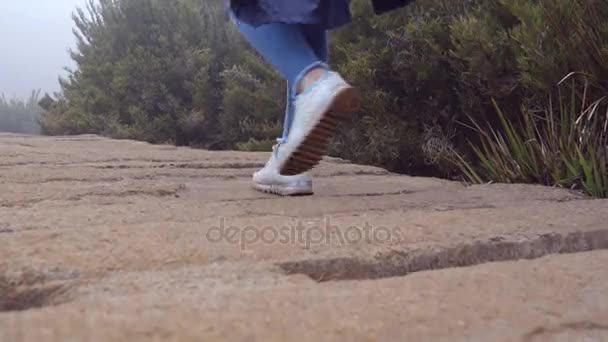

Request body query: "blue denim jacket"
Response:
[226, 0, 351, 29]
[227, 0, 412, 30]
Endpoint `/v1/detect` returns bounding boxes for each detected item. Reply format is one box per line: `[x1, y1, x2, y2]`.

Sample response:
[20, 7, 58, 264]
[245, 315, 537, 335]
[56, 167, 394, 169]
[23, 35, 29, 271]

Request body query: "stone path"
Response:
[1, 133, 607, 341]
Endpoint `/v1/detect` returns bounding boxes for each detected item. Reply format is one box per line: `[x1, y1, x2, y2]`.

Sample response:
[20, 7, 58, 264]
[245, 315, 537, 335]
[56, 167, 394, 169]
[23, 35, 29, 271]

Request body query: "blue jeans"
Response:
[233, 19, 329, 141]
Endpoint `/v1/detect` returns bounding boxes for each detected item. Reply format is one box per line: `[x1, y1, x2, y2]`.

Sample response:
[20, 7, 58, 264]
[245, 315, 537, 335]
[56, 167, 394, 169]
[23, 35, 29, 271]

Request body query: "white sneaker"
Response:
[253, 143, 313, 196]
[277, 71, 361, 176]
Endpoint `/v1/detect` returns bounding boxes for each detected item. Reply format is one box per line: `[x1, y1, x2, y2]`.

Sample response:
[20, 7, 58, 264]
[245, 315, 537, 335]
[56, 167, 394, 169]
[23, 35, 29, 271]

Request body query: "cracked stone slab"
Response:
[0, 134, 607, 341]
[1, 251, 607, 341]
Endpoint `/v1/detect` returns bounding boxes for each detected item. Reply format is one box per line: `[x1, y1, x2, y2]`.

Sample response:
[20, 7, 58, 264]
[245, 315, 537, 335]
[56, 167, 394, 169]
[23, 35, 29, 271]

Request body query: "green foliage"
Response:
[326, 0, 473, 175]
[452, 76, 608, 197]
[219, 51, 284, 148]
[40, 0, 607, 196]
[0, 91, 42, 134]
[40, 0, 284, 150]
[446, 0, 608, 197]
[40, 0, 238, 146]
[236, 138, 275, 152]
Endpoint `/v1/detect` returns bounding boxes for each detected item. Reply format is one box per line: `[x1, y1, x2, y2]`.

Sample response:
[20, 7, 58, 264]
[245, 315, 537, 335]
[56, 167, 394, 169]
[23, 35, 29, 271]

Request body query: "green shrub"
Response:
[452, 75, 607, 197]
[39, 0, 236, 147]
[39, 0, 607, 193]
[236, 138, 276, 152]
[447, 0, 608, 197]
[0, 91, 42, 134]
[219, 51, 284, 149]
[328, 0, 472, 175]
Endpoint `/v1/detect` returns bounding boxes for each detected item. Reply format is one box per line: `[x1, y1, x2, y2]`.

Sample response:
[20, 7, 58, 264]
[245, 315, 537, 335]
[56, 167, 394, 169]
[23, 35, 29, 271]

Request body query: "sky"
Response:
[0, 0, 85, 99]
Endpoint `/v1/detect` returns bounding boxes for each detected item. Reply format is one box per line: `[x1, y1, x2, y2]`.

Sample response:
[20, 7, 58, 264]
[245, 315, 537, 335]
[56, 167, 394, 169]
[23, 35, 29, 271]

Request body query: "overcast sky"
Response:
[0, 0, 85, 98]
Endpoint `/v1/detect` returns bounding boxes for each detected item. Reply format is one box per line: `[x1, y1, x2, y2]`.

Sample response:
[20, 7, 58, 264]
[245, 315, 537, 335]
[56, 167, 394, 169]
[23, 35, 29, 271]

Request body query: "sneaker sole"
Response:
[279, 85, 361, 176]
[252, 182, 314, 196]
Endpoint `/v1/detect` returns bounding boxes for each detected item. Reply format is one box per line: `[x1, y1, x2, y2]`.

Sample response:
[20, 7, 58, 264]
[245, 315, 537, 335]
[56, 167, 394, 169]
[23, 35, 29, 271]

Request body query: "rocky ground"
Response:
[0, 133, 607, 341]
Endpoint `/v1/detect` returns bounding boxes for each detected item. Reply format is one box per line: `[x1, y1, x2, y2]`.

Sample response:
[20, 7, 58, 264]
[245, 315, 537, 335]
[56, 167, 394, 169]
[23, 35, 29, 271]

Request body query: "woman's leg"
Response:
[235, 20, 328, 92]
[301, 24, 329, 65]
[281, 25, 329, 141]
[279, 83, 295, 143]
[234, 17, 359, 176]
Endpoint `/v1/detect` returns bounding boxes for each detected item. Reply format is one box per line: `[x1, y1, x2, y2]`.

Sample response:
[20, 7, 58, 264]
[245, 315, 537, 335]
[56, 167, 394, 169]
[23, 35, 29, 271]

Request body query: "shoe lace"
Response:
[273, 138, 287, 158]
[261, 138, 285, 168]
